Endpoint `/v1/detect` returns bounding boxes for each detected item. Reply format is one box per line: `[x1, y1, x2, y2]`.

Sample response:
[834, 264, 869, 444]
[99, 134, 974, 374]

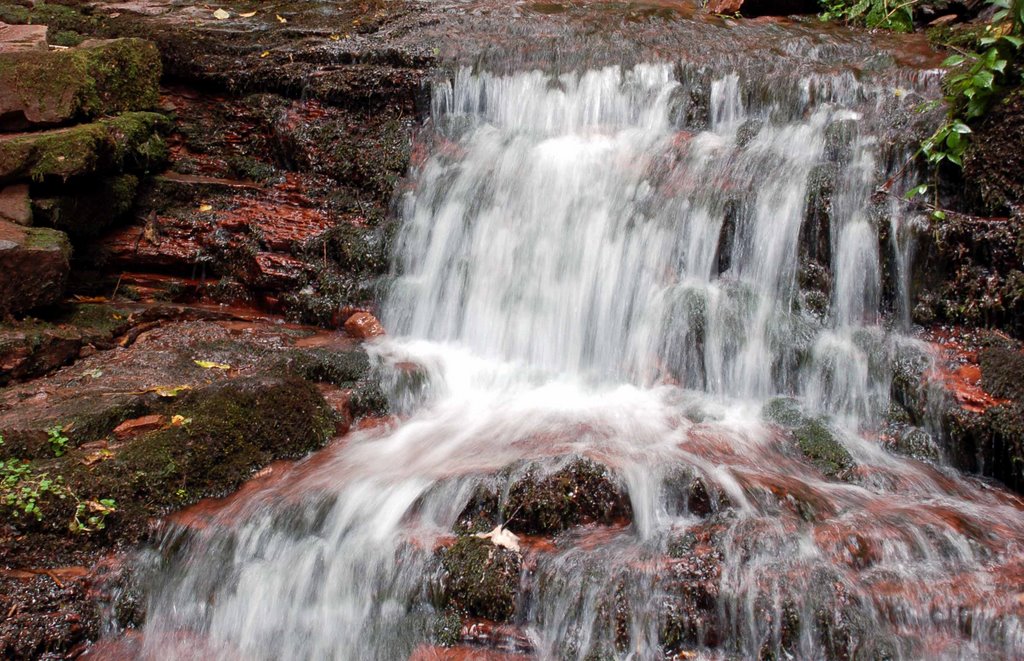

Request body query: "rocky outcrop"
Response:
[0, 221, 70, 316]
[0, 37, 161, 131]
[0, 112, 167, 183]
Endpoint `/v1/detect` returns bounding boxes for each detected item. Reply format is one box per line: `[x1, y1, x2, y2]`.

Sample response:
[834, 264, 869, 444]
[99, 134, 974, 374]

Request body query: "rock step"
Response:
[0, 111, 168, 184]
[0, 37, 161, 131]
[0, 219, 70, 316]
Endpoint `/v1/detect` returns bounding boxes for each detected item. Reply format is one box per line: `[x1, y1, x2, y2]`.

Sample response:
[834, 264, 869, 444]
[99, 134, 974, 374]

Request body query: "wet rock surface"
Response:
[0, 301, 385, 657]
[0, 221, 70, 316]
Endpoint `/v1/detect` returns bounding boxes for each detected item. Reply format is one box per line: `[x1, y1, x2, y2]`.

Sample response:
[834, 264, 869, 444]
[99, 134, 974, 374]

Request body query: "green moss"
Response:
[0, 111, 168, 182]
[503, 457, 631, 535]
[431, 610, 462, 646]
[793, 418, 854, 480]
[48, 30, 84, 47]
[65, 376, 335, 523]
[0, 3, 30, 24]
[762, 399, 854, 480]
[762, 397, 805, 428]
[439, 536, 520, 621]
[273, 347, 371, 385]
[0, 38, 160, 128]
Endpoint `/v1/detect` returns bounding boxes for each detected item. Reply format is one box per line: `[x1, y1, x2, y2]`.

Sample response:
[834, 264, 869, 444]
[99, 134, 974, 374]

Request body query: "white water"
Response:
[137, 62, 1024, 660]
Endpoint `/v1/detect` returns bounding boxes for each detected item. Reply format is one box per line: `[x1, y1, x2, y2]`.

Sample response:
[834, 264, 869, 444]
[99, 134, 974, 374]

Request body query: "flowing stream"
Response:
[136, 38, 1024, 661]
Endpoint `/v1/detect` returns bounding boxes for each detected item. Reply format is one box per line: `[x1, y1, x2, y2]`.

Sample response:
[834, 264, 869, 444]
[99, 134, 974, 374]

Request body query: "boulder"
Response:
[0, 38, 161, 131]
[344, 311, 384, 339]
[0, 183, 29, 225]
[0, 220, 70, 316]
[0, 111, 168, 184]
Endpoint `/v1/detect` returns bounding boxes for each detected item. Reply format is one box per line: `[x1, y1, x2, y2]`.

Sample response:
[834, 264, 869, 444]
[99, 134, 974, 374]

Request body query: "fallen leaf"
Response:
[213, 8, 230, 19]
[329, 33, 340, 41]
[474, 524, 521, 553]
[170, 415, 192, 426]
[81, 449, 114, 466]
[239, 10, 257, 17]
[72, 295, 108, 303]
[198, 203, 213, 212]
[84, 368, 103, 379]
[260, 50, 270, 58]
[109, 12, 121, 18]
[86, 500, 116, 514]
[194, 359, 231, 370]
[276, 13, 287, 23]
[151, 385, 192, 398]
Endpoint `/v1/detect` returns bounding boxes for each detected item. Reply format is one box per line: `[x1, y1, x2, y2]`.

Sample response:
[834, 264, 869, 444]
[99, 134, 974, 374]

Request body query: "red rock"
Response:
[0, 183, 30, 225]
[252, 252, 308, 290]
[343, 311, 384, 339]
[706, 0, 744, 12]
[0, 23, 47, 54]
[0, 220, 70, 316]
[112, 414, 167, 439]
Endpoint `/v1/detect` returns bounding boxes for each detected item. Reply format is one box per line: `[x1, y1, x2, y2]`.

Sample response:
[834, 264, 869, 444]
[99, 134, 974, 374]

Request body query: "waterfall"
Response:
[135, 60, 1024, 661]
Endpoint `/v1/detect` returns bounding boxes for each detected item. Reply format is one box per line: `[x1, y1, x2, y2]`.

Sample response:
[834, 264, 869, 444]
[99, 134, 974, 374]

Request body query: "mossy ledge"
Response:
[0, 111, 169, 184]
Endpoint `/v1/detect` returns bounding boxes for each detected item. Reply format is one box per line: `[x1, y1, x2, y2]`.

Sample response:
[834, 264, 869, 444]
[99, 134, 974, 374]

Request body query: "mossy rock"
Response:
[439, 535, 520, 621]
[0, 38, 161, 130]
[979, 346, 1024, 401]
[272, 346, 371, 386]
[61, 375, 336, 524]
[762, 398, 855, 480]
[31, 174, 139, 239]
[431, 610, 463, 646]
[0, 2, 101, 36]
[0, 222, 70, 316]
[503, 457, 632, 535]
[792, 418, 854, 480]
[0, 111, 169, 184]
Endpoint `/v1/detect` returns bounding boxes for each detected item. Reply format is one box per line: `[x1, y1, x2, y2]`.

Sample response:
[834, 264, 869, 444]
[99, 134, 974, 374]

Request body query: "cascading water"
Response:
[134, 50, 1024, 661]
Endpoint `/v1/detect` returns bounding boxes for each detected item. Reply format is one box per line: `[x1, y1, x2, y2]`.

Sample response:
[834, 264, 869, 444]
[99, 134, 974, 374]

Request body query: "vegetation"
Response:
[820, 0, 916, 32]
[923, 0, 1024, 167]
[1, 434, 116, 531]
[820, 0, 1023, 178]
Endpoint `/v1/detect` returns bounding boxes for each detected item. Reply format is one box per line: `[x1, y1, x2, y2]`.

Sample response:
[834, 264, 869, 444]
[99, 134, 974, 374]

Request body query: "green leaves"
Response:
[924, 0, 1024, 168]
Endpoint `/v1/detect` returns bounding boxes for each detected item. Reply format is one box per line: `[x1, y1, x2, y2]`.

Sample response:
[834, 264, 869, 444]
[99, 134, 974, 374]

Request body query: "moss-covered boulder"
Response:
[0, 111, 168, 184]
[0, 220, 69, 316]
[0, 38, 160, 130]
[762, 398, 855, 480]
[503, 457, 632, 535]
[438, 536, 521, 621]
[979, 346, 1024, 401]
[3, 375, 337, 535]
[31, 174, 138, 239]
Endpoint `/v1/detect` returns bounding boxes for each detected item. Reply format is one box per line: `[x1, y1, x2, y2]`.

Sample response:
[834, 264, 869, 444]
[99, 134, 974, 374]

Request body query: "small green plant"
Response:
[1, 455, 66, 522]
[1, 433, 117, 532]
[820, 0, 916, 32]
[46, 424, 70, 457]
[71, 498, 117, 533]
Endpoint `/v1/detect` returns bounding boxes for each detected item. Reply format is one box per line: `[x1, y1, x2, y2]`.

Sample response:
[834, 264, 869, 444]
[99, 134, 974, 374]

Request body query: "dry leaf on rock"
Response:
[474, 525, 521, 553]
